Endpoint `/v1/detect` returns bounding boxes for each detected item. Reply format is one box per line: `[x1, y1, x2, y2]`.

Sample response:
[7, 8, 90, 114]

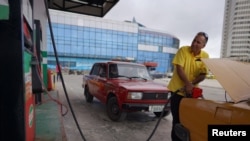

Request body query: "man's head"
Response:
[111, 67, 117, 73]
[109, 64, 118, 77]
[197, 32, 209, 43]
[191, 32, 209, 55]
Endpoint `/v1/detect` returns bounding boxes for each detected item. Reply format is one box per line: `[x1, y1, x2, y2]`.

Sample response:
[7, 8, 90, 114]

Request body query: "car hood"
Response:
[202, 58, 250, 103]
[113, 80, 169, 92]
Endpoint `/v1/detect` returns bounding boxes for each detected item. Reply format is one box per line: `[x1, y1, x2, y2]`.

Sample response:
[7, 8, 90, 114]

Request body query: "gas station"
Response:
[0, 0, 118, 140]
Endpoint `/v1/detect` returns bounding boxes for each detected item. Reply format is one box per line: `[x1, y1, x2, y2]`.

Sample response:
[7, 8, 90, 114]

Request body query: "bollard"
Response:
[47, 69, 55, 91]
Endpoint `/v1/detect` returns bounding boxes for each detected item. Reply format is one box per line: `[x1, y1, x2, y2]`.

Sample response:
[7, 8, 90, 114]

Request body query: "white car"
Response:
[166, 72, 173, 78]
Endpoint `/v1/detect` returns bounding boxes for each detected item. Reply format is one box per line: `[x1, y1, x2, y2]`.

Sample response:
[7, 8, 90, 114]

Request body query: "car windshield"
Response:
[109, 64, 152, 80]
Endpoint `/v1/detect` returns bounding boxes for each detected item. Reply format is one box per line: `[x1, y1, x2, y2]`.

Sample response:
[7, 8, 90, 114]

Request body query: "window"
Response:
[91, 64, 100, 75]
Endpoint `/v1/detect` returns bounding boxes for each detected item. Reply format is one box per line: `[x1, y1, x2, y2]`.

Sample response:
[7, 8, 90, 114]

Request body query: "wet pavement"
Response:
[35, 91, 67, 141]
[35, 75, 226, 141]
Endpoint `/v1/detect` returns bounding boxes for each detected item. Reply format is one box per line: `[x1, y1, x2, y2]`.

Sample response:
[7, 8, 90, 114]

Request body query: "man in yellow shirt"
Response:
[168, 32, 209, 141]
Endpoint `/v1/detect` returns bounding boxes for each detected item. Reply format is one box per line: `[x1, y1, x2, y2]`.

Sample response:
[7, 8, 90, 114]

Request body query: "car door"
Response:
[95, 64, 107, 102]
[88, 63, 100, 96]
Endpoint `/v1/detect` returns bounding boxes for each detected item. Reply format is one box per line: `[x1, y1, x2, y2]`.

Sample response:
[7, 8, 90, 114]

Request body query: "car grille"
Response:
[142, 93, 169, 100]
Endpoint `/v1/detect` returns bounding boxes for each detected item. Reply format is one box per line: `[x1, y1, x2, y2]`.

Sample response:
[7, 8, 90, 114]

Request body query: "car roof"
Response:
[202, 58, 250, 103]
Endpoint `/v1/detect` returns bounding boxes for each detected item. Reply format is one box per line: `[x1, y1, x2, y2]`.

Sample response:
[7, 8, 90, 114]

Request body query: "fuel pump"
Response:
[0, 1, 42, 141]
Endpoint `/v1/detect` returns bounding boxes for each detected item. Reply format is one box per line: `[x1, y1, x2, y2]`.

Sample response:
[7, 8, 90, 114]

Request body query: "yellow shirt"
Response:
[167, 46, 209, 96]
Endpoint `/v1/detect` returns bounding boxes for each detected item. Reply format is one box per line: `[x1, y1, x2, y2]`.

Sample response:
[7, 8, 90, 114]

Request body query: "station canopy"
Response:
[47, 0, 119, 17]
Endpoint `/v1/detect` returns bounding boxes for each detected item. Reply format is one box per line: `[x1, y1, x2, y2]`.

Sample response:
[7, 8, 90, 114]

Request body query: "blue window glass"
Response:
[84, 31, 90, 40]
[89, 32, 95, 40]
[96, 32, 101, 40]
[48, 14, 179, 74]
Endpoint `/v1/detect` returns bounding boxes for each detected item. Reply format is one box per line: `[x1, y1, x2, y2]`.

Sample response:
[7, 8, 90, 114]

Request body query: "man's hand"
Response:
[184, 82, 193, 97]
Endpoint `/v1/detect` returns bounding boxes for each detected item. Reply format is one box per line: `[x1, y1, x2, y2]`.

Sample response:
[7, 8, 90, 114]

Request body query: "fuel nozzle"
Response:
[190, 87, 203, 99]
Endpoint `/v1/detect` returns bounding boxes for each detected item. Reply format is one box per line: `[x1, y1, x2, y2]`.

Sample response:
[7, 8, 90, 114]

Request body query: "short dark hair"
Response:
[197, 32, 208, 43]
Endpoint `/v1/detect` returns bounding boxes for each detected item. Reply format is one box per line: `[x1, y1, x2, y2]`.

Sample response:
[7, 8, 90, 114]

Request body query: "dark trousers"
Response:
[171, 93, 184, 141]
[57, 72, 60, 81]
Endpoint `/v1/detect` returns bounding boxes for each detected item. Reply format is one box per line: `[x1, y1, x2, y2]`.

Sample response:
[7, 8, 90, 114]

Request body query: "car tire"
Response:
[84, 87, 93, 103]
[107, 97, 127, 121]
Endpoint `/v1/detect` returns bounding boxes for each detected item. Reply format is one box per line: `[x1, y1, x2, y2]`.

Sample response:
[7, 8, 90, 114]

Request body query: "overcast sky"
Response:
[104, 0, 225, 58]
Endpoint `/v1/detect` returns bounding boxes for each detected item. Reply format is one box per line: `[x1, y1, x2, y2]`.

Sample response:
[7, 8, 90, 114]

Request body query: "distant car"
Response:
[68, 69, 75, 75]
[150, 72, 167, 79]
[166, 72, 173, 78]
[82, 61, 171, 121]
[175, 59, 250, 141]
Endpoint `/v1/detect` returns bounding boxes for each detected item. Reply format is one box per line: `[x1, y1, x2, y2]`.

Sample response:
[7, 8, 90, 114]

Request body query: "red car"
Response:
[82, 61, 171, 121]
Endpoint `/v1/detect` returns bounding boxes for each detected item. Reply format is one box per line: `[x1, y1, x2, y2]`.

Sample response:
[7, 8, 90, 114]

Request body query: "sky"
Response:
[104, 0, 226, 58]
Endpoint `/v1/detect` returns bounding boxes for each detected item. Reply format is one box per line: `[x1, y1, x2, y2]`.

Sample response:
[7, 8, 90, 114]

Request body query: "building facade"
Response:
[221, 0, 250, 62]
[47, 10, 179, 73]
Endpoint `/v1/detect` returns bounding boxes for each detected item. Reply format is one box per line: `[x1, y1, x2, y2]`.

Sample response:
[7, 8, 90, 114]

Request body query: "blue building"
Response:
[47, 10, 179, 73]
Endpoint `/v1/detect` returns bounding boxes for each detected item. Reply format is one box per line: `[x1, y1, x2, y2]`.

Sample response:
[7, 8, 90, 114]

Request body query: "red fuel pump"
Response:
[0, 1, 42, 141]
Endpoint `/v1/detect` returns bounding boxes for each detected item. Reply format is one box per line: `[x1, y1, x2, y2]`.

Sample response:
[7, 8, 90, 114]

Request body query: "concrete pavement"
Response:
[34, 77, 223, 141]
[35, 90, 67, 141]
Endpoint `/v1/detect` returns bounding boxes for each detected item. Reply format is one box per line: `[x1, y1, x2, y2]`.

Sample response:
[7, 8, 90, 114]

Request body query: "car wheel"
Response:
[84, 87, 93, 103]
[154, 110, 170, 118]
[107, 97, 127, 121]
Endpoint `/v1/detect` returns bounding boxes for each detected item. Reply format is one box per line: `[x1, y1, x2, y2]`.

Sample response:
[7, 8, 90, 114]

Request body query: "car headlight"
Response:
[127, 92, 143, 100]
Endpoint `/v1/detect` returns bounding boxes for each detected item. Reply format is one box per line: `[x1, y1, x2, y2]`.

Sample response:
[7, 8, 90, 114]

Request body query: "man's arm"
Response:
[176, 64, 193, 94]
[192, 73, 206, 85]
